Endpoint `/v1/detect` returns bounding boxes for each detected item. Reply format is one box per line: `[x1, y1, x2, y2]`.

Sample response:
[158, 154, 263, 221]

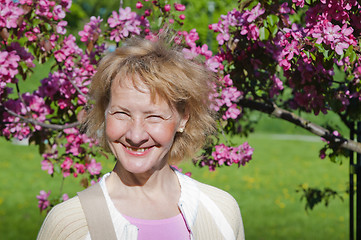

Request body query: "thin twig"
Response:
[4, 106, 80, 130]
[67, 77, 88, 100]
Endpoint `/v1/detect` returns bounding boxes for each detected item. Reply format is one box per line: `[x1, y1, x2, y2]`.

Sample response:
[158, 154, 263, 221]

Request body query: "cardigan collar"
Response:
[99, 168, 201, 239]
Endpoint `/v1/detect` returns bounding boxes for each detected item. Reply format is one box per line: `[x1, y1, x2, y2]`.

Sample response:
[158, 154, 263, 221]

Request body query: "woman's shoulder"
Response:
[176, 170, 239, 208]
[191, 178, 245, 240]
[37, 196, 89, 240]
[195, 180, 240, 211]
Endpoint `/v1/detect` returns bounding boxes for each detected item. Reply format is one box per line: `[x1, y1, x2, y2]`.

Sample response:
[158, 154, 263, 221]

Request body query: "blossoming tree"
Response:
[1, 0, 360, 214]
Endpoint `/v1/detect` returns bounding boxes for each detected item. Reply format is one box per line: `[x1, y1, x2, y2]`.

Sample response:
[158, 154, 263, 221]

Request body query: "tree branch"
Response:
[239, 99, 361, 154]
[3, 107, 80, 130]
[68, 77, 88, 101]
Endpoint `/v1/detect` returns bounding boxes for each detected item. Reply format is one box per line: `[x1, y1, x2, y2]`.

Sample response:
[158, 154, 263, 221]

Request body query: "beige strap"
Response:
[77, 183, 117, 240]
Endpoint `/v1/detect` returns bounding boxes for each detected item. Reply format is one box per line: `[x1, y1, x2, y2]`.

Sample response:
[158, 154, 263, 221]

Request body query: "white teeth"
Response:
[126, 147, 146, 152]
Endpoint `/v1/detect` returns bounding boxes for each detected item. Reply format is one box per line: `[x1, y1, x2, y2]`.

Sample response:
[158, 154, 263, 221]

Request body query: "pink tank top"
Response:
[123, 214, 190, 240]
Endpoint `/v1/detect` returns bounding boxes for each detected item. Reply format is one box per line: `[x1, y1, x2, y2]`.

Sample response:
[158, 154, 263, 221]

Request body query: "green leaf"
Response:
[267, 14, 279, 26]
[310, 52, 316, 61]
[303, 50, 310, 59]
[314, 43, 324, 53]
[259, 27, 270, 41]
[349, 50, 357, 63]
[345, 46, 357, 63]
[269, 24, 278, 37]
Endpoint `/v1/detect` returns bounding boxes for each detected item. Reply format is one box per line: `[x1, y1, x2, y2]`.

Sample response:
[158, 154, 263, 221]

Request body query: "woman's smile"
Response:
[123, 144, 153, 156]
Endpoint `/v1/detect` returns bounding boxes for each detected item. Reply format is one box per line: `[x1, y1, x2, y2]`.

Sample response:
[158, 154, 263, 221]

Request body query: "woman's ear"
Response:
[178, 111, 189, 133]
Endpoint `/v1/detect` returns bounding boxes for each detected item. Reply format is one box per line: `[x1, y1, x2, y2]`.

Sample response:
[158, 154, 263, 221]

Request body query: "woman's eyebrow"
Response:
[108, 105, 129, 112]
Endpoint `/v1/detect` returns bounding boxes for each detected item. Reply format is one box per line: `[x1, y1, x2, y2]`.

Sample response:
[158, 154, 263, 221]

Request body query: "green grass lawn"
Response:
[0, 132, 348, 239]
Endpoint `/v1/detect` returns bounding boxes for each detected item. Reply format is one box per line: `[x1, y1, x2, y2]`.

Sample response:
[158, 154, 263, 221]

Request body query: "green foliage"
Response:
[296, 185, 344, 212]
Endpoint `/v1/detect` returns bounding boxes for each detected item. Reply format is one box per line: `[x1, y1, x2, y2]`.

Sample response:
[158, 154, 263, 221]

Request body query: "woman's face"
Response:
[105, 79, 188, 175]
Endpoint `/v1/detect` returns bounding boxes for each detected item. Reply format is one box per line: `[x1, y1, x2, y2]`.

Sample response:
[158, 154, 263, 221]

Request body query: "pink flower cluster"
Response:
[311, 22, 356, 56]
[54, 34, 83, 68]
[305, 0, 358, 55]
[36, 190, 69, 213]
[2, 100, 31, 140]
[63, 128, 96, 156]
[79, 16, 103, 43]
[210, 75, 243, 120]
[0, 50, 20, 97]
[200, 142, 254, 171]
[210, 4, 265, 45]
[0, 42, 35, 98]
[40, 128, 102, 178]
[34, 0, 71, 21]
[37, 190, 51, 211]
[0, 0, 24, 29]
[107, 7, 141, 42]
[2, 92, 52, 140]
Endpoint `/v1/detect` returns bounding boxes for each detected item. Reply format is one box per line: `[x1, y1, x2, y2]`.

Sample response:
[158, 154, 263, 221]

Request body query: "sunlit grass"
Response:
[0, 131, 348, 240]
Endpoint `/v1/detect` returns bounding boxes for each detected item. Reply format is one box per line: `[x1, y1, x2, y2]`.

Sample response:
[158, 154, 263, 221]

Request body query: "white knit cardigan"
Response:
[37, 170, 245, 240]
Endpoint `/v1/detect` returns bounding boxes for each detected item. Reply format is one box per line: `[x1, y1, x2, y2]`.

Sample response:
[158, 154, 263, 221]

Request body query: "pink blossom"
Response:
[56, 20, 67, 34]
[41, 160, 54, 175]
[221, 74, 233, 87]
[205, 56, 221, 72]
[232, 142, 254, 166]
[270, 75, 284, 98]
[223, 104, 241, 120]
[180, 29, 199, 48]
[174, 3, 186, 11]
[200, 44, 213, 59]
[212, 144, 229, 166]
[279, 2, 291, 14]
[61, 157, 73, 170]
[222, 87, 241, 107]
[136, 2, 143, 9]
[0, 50, 20, 81]
[179, 14, 185, 20]
[335, 41, 349, 55]
[74, 163, 86, 177]
[79, 16, 103, 43]
[61, 157, 73, 178]
[37, 190, 51, 211]
[216, 31, 230, 45]
[164, 4, 171, 12]
[62, 193, 69, 201]
[0, 0, 24, 28]
[86, 159, 102, 175]
[182, 47, 199, 60]
[319, 149, 326, 159]
[108, 7, 141, 42]
[245, 3, 265, 22]
[293, 0, 305, 8]
[53, 5, 65, 20]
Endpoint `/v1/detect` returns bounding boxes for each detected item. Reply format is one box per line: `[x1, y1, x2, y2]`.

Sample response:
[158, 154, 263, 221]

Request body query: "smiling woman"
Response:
[37, 35, 245, 240]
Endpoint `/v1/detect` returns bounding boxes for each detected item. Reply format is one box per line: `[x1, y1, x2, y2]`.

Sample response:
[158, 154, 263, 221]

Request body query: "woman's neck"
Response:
[105, 162, 182, 219]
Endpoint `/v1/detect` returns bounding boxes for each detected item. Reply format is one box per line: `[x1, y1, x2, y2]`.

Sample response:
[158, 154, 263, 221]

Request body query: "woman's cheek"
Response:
[105, 118, 120, 141]
[149, 122, 178, 144]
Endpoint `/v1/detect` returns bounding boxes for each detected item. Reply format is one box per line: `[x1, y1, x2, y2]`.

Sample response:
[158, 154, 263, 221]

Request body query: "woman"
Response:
[37, 36, 245, 240]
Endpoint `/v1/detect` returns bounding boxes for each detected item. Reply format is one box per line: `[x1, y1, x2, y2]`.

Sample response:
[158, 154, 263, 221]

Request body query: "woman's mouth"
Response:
[124, 145, 152, 156]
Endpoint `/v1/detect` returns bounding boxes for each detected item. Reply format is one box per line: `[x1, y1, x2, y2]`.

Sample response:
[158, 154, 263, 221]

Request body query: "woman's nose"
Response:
[125, 119, 149, 147]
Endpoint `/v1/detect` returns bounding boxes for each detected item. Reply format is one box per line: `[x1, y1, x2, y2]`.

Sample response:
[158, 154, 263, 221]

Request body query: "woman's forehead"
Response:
[110, 76, 176, 109]
[112, 74, 173, 104]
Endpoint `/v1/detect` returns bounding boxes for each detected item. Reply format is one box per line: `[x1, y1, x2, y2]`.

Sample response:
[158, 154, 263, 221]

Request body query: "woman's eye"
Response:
[111, 111, 130, 120]
[146, 115, 164, 122]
